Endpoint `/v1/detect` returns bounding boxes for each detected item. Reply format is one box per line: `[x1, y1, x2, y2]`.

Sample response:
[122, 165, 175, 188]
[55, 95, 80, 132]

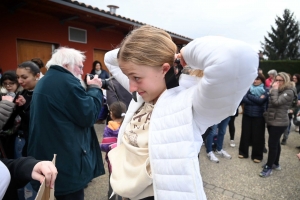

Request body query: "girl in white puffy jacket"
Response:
[104, 25, 258, 200]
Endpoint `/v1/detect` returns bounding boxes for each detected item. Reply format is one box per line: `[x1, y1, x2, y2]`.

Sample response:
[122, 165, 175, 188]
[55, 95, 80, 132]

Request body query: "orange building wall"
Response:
[0, 9, 124, 75]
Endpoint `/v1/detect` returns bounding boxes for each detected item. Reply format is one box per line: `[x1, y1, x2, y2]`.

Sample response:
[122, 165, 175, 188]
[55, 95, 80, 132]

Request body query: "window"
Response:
[69, 27, 87, 43]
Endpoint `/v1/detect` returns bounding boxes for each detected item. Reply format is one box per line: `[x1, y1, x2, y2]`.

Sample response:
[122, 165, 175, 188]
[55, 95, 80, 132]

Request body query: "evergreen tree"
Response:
[261, 9, 300, 60]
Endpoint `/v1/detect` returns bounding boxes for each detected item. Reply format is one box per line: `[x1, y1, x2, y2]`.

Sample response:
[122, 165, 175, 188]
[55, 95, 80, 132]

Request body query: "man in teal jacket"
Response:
[27, 47, 105, 199]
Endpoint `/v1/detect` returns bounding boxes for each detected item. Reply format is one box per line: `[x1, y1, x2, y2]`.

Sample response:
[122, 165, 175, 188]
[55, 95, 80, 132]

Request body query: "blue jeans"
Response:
[206, 116, 231, 153]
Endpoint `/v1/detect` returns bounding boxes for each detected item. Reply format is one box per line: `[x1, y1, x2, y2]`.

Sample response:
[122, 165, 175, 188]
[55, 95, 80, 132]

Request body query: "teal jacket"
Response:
[27, 65, 105, 196]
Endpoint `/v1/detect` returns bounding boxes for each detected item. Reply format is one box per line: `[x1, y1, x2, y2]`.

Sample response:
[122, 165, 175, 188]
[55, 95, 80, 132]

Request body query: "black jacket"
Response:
[242, 89, 268, 117]
[1, 157, 38, 200]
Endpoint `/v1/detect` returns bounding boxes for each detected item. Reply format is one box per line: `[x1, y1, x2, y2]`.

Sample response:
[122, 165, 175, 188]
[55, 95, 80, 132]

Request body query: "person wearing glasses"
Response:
[2, 62, 40, 159]
[0, 71, 23, 96]
[0, 71, 24, 159]
[261, 72, 295, 177]
[27, 47, 105, 200]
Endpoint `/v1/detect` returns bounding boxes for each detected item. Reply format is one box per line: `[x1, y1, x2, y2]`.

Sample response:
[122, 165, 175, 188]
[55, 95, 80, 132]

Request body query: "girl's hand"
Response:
[15, 95, 26, 106]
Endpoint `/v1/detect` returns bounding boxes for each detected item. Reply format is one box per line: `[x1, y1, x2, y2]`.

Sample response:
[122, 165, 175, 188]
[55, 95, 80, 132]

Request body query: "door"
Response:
[93, 49, 109, 73]
[17, 40, 54, 75]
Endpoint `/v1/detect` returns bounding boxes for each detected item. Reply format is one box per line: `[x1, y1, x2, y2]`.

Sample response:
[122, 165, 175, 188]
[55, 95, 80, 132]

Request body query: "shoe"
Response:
[207, 151, 219, 163]
[215, 149, 232, 159]
[253, 159, 261, 163]
[238, 155, 244, 158]
[281, 139, 286, 145]
[259, 165, 273, 177]
[263, 147, 268, 153]
[262, 164, 282, 171]
[296, 146, 300, 150]
[230, 140, 235, 147]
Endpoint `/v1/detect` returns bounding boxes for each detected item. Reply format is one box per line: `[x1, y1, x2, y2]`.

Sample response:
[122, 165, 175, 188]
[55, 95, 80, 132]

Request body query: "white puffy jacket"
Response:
[104, 36, 258, 200]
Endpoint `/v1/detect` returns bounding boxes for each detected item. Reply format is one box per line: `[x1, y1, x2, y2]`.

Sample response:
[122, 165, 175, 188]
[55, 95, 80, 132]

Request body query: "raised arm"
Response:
[182, 36, 258, 132]
[104, 49, 130, 92]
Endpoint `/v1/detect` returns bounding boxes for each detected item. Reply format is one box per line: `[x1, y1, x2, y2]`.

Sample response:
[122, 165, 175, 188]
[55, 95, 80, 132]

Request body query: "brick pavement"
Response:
[85, 114, 300, 200]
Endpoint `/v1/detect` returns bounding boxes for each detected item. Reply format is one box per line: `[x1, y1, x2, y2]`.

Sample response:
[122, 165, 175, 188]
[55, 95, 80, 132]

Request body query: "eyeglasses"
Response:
[275, 79, 284, 82]
[76, 64, 84, 71]
[255, 78, 261, 80]
[2, 82, 16, 87]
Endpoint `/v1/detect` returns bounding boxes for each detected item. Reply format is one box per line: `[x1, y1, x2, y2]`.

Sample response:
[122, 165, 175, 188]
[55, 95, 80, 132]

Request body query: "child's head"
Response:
[117, 25, 177, 103]
[1, 70, 20, 93]
[110, 101, 127, 121]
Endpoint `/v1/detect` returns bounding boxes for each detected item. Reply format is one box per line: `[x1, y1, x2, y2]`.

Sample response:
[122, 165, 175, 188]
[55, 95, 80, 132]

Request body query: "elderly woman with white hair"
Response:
[265, 69, 277, 89]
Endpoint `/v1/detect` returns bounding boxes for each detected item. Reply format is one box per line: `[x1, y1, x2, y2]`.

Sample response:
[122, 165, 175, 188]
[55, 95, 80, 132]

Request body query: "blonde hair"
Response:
[118, 25, 177, 68]
[276, 72, 294, 91]
[189, 69, 204, 77]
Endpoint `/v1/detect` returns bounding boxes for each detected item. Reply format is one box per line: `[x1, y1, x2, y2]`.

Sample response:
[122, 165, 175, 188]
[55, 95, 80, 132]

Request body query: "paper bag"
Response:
[35, 154, 56, 200]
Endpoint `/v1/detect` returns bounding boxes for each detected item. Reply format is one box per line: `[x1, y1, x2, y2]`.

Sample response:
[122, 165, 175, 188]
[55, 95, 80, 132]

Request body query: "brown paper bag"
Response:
[35, 154, 56, 200]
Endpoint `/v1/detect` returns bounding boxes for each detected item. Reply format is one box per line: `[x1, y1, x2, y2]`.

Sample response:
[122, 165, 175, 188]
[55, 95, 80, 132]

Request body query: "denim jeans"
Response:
[206, 116, 231, 153]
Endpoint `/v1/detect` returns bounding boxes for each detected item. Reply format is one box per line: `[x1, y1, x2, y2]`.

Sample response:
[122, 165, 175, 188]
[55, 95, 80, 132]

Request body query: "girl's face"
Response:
[95, 63, 101, 71]
[16, 68, 39, 90]
[2, 80, 18, 93]
[119, 61, 168, 103]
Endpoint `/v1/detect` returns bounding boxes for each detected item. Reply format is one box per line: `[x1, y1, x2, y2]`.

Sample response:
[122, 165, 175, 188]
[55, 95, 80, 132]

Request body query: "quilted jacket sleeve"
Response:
[0, 100, 15, 130]
[182, 36, 258, 133]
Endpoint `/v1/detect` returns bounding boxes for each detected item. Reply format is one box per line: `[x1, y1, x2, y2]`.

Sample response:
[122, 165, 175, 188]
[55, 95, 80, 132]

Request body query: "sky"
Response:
[80, 0, 300, 52]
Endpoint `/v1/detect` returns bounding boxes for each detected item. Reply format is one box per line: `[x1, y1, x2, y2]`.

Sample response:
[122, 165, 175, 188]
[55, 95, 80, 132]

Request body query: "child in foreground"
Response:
[105, 25, 258, 200]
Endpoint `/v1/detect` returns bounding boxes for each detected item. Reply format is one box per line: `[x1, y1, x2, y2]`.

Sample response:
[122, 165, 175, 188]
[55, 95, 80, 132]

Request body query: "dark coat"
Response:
[242, 89, 268, 118]
[1, 157, 38, 200]
[27, 65, 105, 196]
[90, 69, 110, 79]
[106, 78, 132, 108]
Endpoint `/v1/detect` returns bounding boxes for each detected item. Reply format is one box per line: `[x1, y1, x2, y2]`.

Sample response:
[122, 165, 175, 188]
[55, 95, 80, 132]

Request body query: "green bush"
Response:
[259, 60, 300, 77]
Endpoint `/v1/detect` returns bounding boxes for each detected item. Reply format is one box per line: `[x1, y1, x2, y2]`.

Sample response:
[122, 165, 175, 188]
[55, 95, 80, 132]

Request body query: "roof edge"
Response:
[49, 0, 193, 42]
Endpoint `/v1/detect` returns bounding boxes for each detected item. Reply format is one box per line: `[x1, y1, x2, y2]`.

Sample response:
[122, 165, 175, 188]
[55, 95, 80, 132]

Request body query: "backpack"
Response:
[290, 89, 298, 107]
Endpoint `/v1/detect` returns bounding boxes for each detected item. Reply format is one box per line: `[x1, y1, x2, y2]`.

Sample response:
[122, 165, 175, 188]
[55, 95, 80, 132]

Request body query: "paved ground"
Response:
[85, 113, 300, 200]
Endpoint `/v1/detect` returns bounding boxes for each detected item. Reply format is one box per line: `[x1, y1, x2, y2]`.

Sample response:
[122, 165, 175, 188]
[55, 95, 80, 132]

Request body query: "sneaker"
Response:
[215, 149, 232, 159]
[259, 165, 273, 177]
[261, 164, 281, 171]
[207, 151, 219, 163]
[230, 140, 236, 147]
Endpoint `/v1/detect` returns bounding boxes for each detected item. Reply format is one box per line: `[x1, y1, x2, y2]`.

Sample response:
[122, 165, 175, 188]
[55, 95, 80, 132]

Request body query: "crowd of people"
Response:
[0, 25, 299, 200]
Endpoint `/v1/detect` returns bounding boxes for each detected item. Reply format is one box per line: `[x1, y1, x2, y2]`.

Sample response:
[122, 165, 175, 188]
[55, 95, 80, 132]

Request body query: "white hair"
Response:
[46, 47, 86, 70]
[268, 69, 277, 76]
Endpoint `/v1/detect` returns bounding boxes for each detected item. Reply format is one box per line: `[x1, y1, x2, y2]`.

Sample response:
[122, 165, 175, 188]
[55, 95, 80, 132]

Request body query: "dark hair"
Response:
[257, 73, 266, 84]
[31, 58, 44, 69]
[18, 61, 40, 75]
[0, 70, 19, 86]
[293, 74, 300, 83]
[110, 101, 126, 120]
[92, 60, 102, 70]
